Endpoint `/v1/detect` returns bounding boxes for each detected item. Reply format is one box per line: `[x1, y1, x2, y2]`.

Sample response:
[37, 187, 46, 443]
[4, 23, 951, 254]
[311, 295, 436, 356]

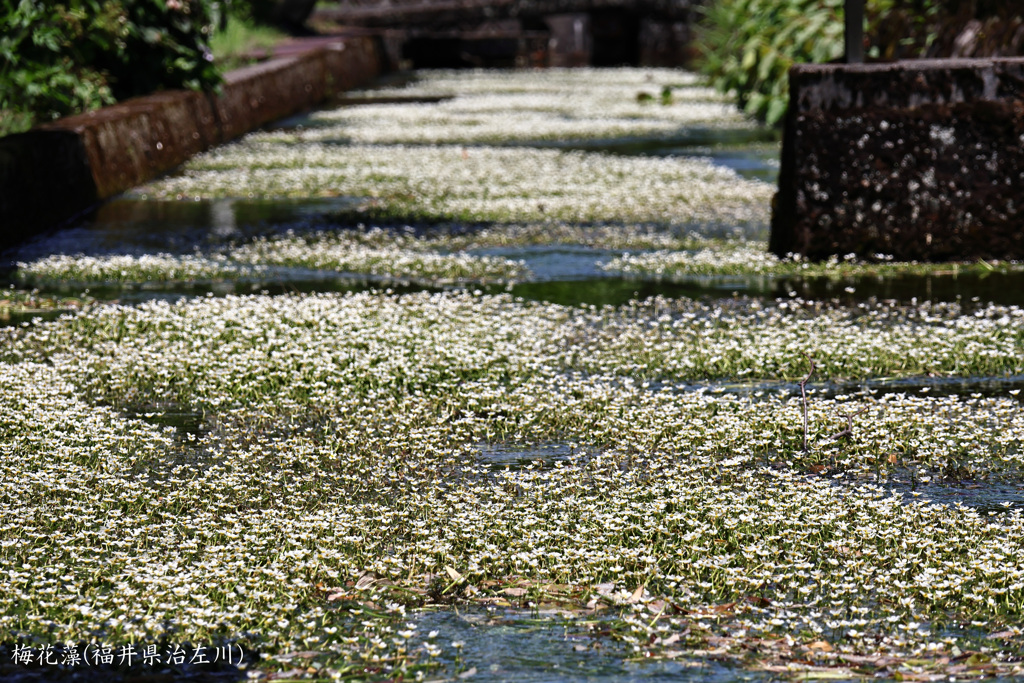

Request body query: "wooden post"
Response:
[845, 0, 864, 63]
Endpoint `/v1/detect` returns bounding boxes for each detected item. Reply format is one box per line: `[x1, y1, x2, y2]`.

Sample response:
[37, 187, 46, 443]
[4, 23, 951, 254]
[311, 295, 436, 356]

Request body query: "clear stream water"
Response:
[405, 608, 776, 683]
[4, 100, 1023, 682]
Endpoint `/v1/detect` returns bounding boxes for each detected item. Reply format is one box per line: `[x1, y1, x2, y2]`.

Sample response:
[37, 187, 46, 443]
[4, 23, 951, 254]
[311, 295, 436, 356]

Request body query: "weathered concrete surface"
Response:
[771, 58, 1024, 261]
[0, 35, 383, 253]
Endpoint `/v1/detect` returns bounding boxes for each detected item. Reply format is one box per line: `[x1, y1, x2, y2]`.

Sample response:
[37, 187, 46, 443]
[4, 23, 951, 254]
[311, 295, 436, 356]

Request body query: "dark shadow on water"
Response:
[601, 269, 1024, 308]
[0, 309, 70, 327]
[7, 195, 1024, 310]
[500, 269, 1024, 308]
[537, 127, 780, 153]
[882, 477, 1024, 516]
[476, 442, 577, 472]
[678, 374, 1024, 403]
[777, 271, 1024, 308]
[10, 270, 1024, 320]
[497, 279, 736, 308]
[31, 274, 437, 304]
[131, 405, 206, 441]
[537, 130, 781, 183]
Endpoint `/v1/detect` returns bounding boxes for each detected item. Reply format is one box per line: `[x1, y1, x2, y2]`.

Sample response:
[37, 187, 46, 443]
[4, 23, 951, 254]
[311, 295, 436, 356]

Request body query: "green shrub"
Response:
[695, 0, 1021, 127]
[0, 0, 223, 135]
[696, 0, 847, 126]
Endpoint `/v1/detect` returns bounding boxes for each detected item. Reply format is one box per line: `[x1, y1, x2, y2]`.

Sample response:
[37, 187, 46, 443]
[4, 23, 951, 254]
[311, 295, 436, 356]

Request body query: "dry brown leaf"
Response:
[541, 583, 573, 593]
[648, 599, 668, 613]
[987, 630, 1016, 640]
[745, 595, 771, 608]
[478, 596, 512, 607]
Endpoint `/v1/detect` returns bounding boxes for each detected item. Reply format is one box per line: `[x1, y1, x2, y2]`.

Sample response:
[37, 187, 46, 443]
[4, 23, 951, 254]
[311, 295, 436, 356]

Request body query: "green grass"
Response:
[209, 16, 288, 72]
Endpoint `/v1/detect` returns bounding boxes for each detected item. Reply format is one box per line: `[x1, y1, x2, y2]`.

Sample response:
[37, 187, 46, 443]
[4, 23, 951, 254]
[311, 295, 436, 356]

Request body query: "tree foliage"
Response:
[696, 0, 846, 127]
[1, 0, 223, 132]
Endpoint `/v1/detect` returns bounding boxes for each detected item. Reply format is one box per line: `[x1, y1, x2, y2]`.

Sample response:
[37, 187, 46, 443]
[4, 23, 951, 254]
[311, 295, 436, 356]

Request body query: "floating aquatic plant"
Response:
[283, 68, 753, 146]
[14, 252, 266, 285]
[229, 230, 528, 284]
[607, 245, 1024, 280]
[2, 290, 1024, 680]
[141, 143, 773, 226]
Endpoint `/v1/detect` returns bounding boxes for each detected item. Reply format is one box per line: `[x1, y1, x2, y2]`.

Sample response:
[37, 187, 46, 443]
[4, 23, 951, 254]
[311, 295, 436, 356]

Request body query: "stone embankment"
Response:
[0, 35, 383, 253]
[771, 57, 1024, 261]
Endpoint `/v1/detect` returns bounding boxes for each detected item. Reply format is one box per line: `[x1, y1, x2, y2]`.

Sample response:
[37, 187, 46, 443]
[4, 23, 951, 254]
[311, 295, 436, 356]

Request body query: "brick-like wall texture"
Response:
[770, 58, 1024, 261]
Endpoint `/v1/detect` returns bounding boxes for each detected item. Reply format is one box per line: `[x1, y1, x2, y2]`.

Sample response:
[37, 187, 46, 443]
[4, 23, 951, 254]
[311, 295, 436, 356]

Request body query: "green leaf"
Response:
[765, 97, 788, 126]
[741, 47, 758, 72]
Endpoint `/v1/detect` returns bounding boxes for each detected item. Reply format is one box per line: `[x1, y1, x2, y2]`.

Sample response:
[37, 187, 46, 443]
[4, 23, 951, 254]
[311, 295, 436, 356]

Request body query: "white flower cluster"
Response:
[607, 247, 1024, 280]
[2, 290, 1023, 678]
[607, 242, 781, 276]
[230, 230, 527, 284]
[15, 253, 265, 284]
[14, 229, 531, 287]
[144, 143, 772, 226]
[290, 68, 749, 146]
[136, 67, 773, 226]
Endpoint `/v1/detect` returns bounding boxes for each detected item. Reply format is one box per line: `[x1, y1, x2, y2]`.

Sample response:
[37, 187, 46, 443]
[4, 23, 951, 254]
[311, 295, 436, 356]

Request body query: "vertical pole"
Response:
[845, 0, 864, 63]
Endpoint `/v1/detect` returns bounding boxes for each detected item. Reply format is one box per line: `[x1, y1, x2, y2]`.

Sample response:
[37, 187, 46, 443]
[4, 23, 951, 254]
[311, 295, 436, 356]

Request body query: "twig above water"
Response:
[826, 405, 870, 442]
[799, 353, 815, 452]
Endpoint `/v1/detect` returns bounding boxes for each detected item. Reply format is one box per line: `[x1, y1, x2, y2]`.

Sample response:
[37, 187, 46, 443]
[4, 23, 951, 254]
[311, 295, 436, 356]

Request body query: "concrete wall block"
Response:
[33, 91, 219, 200]
[772, 58, 1024, 261]
[217, 54, 329, 140]
[322, 37, 385, 93]
[790, 60, 1024, 114]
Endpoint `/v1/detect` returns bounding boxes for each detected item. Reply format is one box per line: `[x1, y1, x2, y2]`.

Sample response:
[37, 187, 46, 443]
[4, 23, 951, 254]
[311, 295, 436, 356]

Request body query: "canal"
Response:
[2, 68, 1023, 681]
